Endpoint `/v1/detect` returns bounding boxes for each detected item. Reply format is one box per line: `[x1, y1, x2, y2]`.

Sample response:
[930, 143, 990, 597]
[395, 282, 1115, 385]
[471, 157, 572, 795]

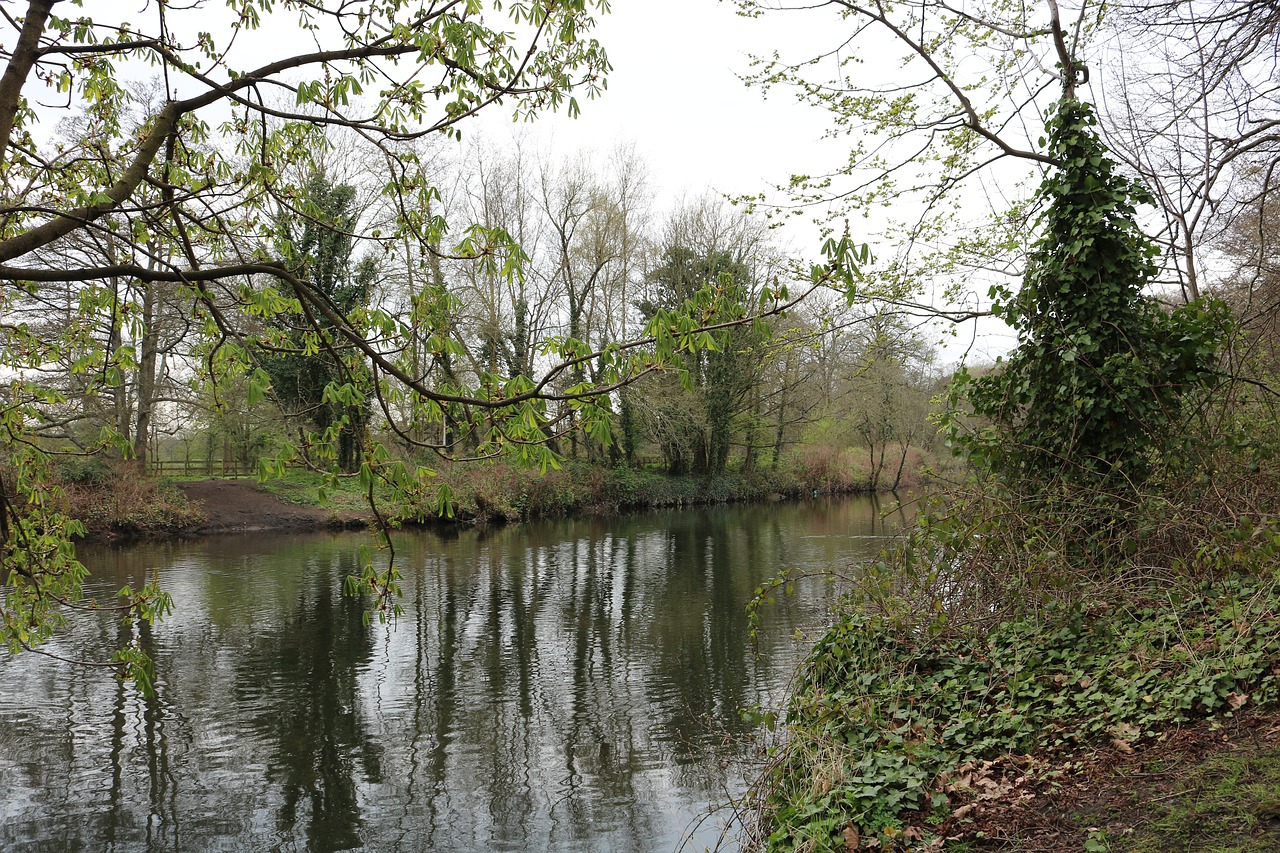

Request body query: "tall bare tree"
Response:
[1097, 0, 1280, 301]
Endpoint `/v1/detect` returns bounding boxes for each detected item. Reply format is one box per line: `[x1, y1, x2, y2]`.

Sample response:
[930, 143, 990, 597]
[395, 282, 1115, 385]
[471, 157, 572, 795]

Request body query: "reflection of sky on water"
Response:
[0, 496, 907, 852]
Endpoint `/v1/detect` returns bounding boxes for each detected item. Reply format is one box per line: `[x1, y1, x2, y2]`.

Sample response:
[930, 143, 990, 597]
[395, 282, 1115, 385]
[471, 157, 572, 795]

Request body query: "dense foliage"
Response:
[955, 100, 1227, 486]
[640, 245, 766, 475]
[262, 174, 376, 474]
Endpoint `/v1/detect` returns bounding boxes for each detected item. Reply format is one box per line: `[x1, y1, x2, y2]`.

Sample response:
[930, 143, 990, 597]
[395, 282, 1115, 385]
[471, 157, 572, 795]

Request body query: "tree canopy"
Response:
[0, 0, 825, 678]
[734, 0, 1278, 320]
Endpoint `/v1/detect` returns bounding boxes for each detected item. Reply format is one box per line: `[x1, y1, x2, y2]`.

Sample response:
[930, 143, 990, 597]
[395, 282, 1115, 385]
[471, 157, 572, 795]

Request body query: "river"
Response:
[0, 495, 908, 852]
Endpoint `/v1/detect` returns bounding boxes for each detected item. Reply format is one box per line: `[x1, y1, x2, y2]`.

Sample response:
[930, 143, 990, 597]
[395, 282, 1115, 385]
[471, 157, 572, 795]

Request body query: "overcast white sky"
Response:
[479, 0, 837, 232]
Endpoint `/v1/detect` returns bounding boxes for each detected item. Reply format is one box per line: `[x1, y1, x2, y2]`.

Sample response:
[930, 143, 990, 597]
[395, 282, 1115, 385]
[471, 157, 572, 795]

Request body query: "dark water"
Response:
[0, 496, 908, 853]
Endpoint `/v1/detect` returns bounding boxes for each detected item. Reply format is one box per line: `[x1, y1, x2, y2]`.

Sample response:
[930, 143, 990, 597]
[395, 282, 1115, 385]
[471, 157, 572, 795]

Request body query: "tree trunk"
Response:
[771, 376, 788, 471]
[132, 279, 159, 473]
[890, 441, 911, 491]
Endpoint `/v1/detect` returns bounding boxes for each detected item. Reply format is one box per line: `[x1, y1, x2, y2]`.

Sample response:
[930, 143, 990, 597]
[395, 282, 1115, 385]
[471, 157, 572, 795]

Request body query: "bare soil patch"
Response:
[941, 711, 1280, 851]
[175, 479, 368, 535]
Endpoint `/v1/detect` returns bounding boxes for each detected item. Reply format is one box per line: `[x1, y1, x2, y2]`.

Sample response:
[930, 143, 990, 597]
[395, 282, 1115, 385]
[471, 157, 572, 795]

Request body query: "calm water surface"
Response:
[0, 496, 908, 852]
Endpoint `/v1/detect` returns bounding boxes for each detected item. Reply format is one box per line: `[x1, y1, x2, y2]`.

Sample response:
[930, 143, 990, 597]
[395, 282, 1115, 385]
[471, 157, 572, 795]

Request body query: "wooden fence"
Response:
[148, 459, 255, 478]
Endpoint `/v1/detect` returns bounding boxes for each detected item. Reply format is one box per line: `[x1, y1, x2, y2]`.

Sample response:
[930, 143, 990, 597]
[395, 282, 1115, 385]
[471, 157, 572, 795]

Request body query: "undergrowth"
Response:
[257, 457, 898, 526]
[61, 463, 205, 537]
[744, 396, 1280, 851]
[748, 567, 1280, 851]
[437, 454, 913, 522]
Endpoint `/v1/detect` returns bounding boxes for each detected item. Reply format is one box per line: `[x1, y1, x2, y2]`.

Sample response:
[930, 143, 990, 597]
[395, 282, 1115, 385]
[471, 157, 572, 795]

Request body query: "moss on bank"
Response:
[1121, 742, 1280, 852]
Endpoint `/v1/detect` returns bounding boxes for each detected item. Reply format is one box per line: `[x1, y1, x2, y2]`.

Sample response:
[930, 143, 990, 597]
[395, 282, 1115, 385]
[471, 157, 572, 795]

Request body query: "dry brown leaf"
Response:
[987, 782, 1015, 800]
[843, 823, 860, 850]
[1108, 721, 1141, 754]
[1227, 691, 1249, 709]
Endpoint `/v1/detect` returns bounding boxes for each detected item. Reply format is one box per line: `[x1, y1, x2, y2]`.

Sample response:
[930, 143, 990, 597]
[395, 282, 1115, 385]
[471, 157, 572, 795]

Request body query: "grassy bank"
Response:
[258, 452, 920, 525]
[745, 460, 1280, 851]
[61, 444, 935, 537]
[748, 570, 1280, 850]
[252, 458, 880, 525]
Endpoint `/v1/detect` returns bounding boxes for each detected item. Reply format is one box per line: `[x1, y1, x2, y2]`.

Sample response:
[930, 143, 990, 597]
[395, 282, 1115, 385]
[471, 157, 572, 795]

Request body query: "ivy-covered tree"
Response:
[955, 99, 1227, 485]
[640, 244, 764, 475]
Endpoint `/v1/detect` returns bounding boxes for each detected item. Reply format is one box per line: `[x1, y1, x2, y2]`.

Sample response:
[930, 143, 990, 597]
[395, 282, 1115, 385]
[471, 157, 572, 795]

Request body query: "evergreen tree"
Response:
[641, 246, 761, 475]
[265, 174, 376, 474]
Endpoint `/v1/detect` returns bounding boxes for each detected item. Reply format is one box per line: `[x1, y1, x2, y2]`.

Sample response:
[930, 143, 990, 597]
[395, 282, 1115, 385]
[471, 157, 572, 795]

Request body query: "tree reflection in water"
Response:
[238, 549, 381, 852]
[0, 496, 906, 852]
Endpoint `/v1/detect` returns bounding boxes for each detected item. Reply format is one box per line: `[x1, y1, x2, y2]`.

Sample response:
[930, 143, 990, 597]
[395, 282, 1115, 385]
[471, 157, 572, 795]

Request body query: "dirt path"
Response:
[175, 479, 367, 535]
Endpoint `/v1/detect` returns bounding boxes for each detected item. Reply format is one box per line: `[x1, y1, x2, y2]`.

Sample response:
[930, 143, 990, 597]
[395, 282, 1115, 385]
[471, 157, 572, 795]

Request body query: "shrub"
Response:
[784, 446, 873, 494]
[62, 463, 205, 537]
[56, 455, 113, 486]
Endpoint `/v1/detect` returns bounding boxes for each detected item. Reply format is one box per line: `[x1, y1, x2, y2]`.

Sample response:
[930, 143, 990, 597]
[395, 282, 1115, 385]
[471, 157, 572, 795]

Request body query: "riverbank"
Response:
[175, 479, 369, 535]
[746, 569, 1280, 851]
[943, 706, 1280, 850]
[66, 453, 929, 540]
[745, 452, 1280, 852]
[58, 471, 352, 540]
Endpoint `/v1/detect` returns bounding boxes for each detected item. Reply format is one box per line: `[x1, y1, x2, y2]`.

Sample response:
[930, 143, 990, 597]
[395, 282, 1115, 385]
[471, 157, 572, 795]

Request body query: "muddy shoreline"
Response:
[167, 479, 370, 537]
[173, 479, 370, 535]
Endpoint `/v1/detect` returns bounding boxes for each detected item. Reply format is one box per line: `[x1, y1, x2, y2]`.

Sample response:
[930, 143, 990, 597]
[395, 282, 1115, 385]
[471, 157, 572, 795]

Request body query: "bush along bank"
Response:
[57, 461, 206, 539]
[376, 449, 933, 526]
[427, 461, 882, 525]
[745, 515, 1280, 852]
[62, 445, 931, 539]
